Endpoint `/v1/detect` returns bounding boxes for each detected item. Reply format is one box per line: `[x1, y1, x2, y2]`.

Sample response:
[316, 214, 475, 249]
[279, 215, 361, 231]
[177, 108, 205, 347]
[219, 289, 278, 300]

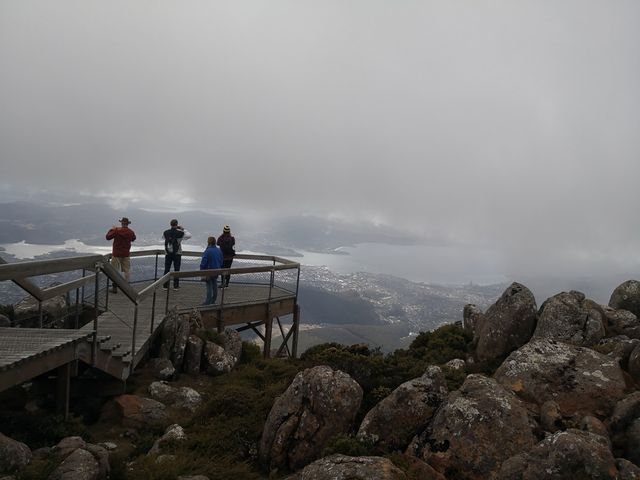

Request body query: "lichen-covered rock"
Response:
[463, 304, 483, 335]
[497, 429, 618, 480]
[474, 283, 537, 362]
[285, 454, 406, 480]
[598, 336, 640, 369]
[445, 359, 465, 370]
[171, 316, 191, 370]
[223, 329, 242, 367]
[259, 366, 363, 472]
[148, 381, 176, 403]
[494, 339, 626, 417]
[0, 432, 31, 474]
[184, 335, 204, 374]
[147, 358, 176, 381]
[157, 309, 179, 359]
[100, 395, 167, 429]
[601, 306, 640, 339]
[173, 387, 202, 412]
[408, 374, 536, 480]
[48, 448, 100, 480]
[609, 280, 640, 318]
[357, 366, 447, 451]
[533, 291, 605, 346]
[617, 458, 640, 479]
[148, 424, 186, 456]
[202, 342, 233, 375]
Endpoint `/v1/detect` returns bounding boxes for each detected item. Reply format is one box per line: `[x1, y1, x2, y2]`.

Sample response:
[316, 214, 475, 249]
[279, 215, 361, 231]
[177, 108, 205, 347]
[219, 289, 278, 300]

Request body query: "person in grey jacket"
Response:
[162, 219, 191, 289]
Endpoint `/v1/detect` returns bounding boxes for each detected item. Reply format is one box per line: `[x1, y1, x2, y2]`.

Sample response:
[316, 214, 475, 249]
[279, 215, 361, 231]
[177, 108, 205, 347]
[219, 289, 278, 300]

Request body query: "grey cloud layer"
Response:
[1, 0, 639, 276]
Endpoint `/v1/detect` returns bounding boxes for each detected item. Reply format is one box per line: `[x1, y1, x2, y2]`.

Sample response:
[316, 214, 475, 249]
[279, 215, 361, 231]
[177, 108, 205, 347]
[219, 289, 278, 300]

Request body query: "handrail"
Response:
[0, 249, 301, 371]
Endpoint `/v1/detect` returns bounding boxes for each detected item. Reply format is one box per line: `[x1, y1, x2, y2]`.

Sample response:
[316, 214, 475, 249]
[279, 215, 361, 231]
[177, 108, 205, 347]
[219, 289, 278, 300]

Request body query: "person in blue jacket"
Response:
[200, 236, 223, 305]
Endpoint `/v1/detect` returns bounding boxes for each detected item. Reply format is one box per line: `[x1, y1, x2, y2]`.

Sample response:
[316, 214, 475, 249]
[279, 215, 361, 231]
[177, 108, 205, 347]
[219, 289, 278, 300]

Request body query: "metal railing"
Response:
[0, 250, 300, 368]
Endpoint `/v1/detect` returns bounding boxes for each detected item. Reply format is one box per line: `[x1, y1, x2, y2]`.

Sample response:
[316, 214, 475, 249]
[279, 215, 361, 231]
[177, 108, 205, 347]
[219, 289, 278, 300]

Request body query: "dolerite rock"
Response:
[0, 314, 10, 327]
[48, 448, 100, 480]
[171, 316, 191, 370]
[581, 416, 610, 445]
[148, 424, 186, 456]
[617, 458, 640, 479]
[598, 336, 640, 369]
[285, 454, 407, 480]
[222, 329, 242, 367]
[147, 358, 176, 381]
[494, 339, 626, 417]
[184, 335, 204, 374]
[357, 366, 448, 451]
[609, 393, 640, 465]
[609, 280, 640, 318]
[0, 432, 31, 473]
[497, 429, 618, 480]
[14, 284, 68, 328]
[408, 374, 536, 480]
[202, 342, 233, 375]
[539, 400, 562, 433]
[149, 381, 175, 402]
[259, 366, 363, 472]
[533, 291, 605, 346]
[445, 359, 465, 370]
[158, 309, 179, 359]
[474, 283, 537, 362]
[463, 304, 483, 335]
[100, 395, 167, 429]
[629, 344, 640, 382]
[601, 306, 640, 339]
[173, 387, 202, 412]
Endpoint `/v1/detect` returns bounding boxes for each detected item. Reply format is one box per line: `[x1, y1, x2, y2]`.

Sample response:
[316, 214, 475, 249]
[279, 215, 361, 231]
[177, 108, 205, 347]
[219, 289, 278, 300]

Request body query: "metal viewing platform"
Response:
[0, 250, 301, 415]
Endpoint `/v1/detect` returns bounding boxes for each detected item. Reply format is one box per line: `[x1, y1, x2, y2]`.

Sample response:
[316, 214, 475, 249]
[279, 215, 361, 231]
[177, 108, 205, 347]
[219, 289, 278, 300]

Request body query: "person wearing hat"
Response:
[162, 219, 191, 289]
[105, 217, 136, 293]
[216, 225, 236, 288]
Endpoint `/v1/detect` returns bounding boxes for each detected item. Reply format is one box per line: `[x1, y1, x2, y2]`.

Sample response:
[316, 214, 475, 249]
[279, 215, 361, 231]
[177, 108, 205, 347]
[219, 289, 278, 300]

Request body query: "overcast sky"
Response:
[1, 1, 640, 279]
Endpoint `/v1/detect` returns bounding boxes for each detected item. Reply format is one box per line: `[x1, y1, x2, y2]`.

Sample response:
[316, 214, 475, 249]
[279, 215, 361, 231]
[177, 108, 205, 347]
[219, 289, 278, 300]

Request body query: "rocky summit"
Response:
[2, 279, 640, 479]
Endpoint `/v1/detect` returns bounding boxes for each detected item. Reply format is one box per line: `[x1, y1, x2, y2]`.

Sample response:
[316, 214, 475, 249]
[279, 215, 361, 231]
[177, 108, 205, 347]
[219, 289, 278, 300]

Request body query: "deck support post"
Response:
[38, 301, 43, 328]
[131, 304, 139, 371]
[93, 264, 101, 365]
[292, 304, 300, 358]
[56, 363, 71, 420]
[150, 290, 157, 334]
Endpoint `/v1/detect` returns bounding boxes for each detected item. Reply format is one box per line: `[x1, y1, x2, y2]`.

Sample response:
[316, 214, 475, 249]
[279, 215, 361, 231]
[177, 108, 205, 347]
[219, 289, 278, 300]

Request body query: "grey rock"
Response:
[222, 329, 242, 367]
[533, 291, 605, 346]
[609, 280, 640, 318]
[445, 359, 466, 370]
[171, 316, 191, 370]
[148, 424, 186, 456]
[259, 365, 363, 472]
[408, 374, 536, 479]
[617, 458, 640, 479]
[598, 336, 640, 369]
[463, 304, 482, 335]
[173, 387, 202, 412]
[81, 444, 109, 480]
[184, 335, 204, 374]
[48, 448, 100, 480]
[601, 306, 640, 339]
[157, 309, 179, 359]
[0, 432, 32, 473]
[498, 429, 617, 480]
[53, 437, 86, 458]
[494, 339, 626, 417]
[202, 342, 233, 375]
[148, 381, 176, 403]
[474, 282, 538, 362]
[357, 366, 448, 451]
[147, 358, 176, 381]
[629, 344, 640, 382]
[286, 454, 407, 480]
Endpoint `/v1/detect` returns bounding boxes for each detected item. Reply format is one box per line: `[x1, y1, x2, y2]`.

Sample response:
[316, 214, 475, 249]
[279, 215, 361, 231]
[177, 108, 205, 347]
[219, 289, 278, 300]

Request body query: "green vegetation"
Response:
[0, 412, 90, 448]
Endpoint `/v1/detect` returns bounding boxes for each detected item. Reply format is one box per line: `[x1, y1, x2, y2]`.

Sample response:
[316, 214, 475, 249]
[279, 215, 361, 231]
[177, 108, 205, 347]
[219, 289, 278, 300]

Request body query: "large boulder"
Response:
[494, 339, 626, 417]
[533, 291, 605, 346]
[601, 306, 640, 339]
[171, 316, 191, 370]
[202, 342, 232, 375]
[184, 335, 204, 374]
[597, 336, 640, 370]
[222, 329, 242, 367]
[357, 366, 448, 451]
[629, 344, 640, 382]
[474, 283, 537, 362]
[285, 454, 407, 480]
[100, 395, 167, 429]
[463, 304, 483, 335]
[259, 366, 363, 472]
[148, 424, 186, 456]
[608, 392, 640, 464]
[408, 374, 536, 479]
[617, 458, 640, 479]
[0, 432, 31, 474]
[609, 280, 640, 318]
[497, 430, 618, 480]
[157, 309, 180, 359]
[48, 438, 110, 480]
[147, 358, 176, 381]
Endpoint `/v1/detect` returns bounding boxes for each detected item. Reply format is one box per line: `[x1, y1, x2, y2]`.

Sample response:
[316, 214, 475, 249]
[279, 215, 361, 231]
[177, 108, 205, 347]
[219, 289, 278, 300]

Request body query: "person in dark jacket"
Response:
[217, 225, 236, 287]
[162, 219, 191, 289]
[200, 236, 223, 305]
[105, 217, 136, 293]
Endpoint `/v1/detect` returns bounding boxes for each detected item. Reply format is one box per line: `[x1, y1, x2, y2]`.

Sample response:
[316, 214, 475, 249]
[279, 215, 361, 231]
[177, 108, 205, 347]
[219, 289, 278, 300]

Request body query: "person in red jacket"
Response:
[105, 217, 136, 293]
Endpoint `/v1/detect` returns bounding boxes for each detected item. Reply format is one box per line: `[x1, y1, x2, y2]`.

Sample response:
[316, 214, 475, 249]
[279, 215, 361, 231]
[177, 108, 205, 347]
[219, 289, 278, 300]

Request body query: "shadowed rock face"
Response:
[357, 366, 448, 452]
[259, 366, 363, 473]
[284, 454, 407, 480]
[609, 280, 640, 318]
[533, 291, 605, 346]
[474, 282, 537, 362]
[498, 430, 618, 480]
[408, 374, 536, 480]
[494, 339, 626, 417]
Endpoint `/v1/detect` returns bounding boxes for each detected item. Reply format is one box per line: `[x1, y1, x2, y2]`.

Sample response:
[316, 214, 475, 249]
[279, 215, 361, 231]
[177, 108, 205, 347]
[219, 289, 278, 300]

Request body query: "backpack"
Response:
[218, 235, 235, 256]
[165, 229, 180, 254]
